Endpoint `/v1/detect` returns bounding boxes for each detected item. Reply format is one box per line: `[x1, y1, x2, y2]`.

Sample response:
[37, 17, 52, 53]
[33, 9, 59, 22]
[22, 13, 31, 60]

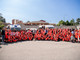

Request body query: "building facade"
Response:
[12, 19, 23, 24]
[24, 20, 49, 25]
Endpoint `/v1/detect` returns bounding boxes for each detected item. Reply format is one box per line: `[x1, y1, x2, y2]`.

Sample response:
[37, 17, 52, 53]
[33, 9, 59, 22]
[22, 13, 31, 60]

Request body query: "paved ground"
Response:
[0, 41, 80, 60]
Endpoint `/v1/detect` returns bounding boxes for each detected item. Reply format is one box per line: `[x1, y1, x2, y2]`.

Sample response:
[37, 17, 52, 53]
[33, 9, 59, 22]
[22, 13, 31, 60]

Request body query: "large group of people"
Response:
[5, 29, 33, 42]
[0, 27, 79, 43]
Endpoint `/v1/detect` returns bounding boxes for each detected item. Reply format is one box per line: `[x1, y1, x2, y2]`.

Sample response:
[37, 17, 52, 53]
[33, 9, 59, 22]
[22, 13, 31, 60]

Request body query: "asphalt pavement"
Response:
[0, 41, 80, 60]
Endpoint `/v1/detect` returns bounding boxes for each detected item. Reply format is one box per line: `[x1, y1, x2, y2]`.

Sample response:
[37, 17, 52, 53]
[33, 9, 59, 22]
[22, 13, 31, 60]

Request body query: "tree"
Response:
[0, 13, 6, 23]
[0, 21, 5, 29]
[70, 19, 75, 25]
[0, 24, 4, 29]
[56, 23, 59, 26]
[76, 18, 80, 25]
[0, 13, 5, 29]
[65, 20, 70, 25]
[57, 20, 65, 26]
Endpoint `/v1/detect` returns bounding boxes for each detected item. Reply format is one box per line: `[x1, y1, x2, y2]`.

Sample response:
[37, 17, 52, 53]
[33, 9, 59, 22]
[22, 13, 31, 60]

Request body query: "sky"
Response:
[0, 0, 80, 24]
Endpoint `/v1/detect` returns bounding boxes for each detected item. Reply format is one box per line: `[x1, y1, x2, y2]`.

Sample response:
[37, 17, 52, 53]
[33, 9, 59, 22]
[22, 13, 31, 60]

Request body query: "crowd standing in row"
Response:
[0, 27, 79, 44]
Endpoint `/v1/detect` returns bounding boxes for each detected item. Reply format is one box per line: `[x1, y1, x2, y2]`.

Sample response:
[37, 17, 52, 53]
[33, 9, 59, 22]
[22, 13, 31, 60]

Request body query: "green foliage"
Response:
[70, 19, 75, 25]
[76, 18, 80, 24]
[0, 14, 6, 29]
[56, 24, 59, 26]
[0, 21, 5, 29]
[65, 20, 70, 25]
[0, 15, 6, 23]
[0, 21, 2, 23]
[57, 18, 80, 26]
[0, 24, 4, 29]
[57, 20, 65, 26]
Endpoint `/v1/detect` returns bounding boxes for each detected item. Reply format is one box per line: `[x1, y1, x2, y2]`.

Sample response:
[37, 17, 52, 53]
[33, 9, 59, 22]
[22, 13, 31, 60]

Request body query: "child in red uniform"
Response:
[5, 30, 8, 40]
[12, 35, 17, 42]
[28, 33, 33, 40]
[34, 33, 38, 40]
[75, 30, 78, 40]
[53, 33, 58, 41]
[8, 35, 12, 42]
[37, 33, 41, 40]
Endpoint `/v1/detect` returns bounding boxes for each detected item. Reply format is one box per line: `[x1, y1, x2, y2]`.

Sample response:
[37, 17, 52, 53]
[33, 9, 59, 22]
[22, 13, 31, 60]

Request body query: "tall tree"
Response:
[70, 19, 75, 25]
[76, 18, 80, 24]
[0, 13, 5, 29]
[58, 20, 65, 26]
[0, 21, 5, 29]
[65, 20, 70, 25]
[0, 13, 6, 23]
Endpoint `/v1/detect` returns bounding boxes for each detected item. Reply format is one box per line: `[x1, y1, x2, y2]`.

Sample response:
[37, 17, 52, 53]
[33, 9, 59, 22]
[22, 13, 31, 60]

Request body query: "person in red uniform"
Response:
[34, 33, 38, 40]
[15, 30, 19, 41]
[75, 30, 78, 40]
[28, 33, 33, 40]
[37, 32, 41, 40]
[18, 31, 22, 41]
